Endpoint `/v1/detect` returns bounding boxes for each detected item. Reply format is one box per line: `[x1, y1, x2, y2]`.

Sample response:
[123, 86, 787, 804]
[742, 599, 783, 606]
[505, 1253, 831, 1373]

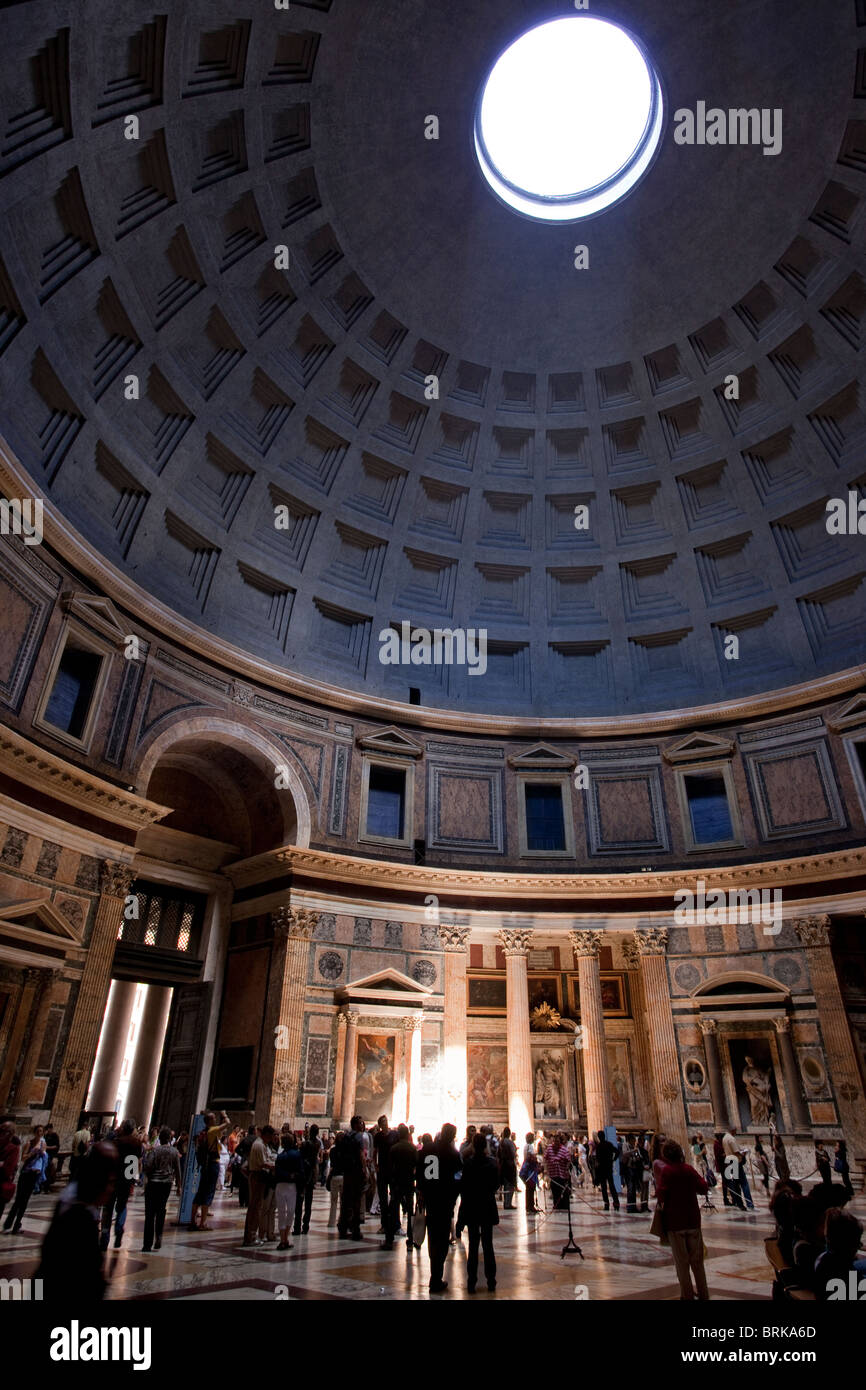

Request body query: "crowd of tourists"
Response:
[0, 1110, 861, 1301]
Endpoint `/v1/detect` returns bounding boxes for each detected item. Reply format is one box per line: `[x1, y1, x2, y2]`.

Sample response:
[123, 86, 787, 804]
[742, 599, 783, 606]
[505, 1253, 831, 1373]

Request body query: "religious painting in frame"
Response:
[606, 1039, 636, 1115]
[354, 1033, 395, 1121]
[567, 973, 628, 1017]
[527, 974, 561, 1015]
[467, 1041, 508, 1113]
[467, 972, 507, 1015]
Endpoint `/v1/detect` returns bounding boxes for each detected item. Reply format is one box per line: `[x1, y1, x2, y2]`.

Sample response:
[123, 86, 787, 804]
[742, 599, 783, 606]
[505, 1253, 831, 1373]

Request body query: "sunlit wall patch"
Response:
[474, 15, 664, 222]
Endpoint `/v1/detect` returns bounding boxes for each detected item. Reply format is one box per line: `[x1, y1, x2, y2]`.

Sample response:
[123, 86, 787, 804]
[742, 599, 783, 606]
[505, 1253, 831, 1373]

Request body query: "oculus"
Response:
[474, 16, 664, 221]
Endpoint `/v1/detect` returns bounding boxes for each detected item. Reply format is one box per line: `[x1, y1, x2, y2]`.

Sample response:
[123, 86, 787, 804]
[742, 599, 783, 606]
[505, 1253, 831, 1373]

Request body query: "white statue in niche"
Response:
[535, 1050, 565, 1116]
[742, 1055, 773, 1124]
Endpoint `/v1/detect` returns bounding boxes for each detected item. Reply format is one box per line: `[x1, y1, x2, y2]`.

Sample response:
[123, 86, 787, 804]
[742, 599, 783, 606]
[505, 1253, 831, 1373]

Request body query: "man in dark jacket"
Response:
[594, 1130, 621, 1212]
[419, 1123, 462, 1292]
[100, 1119, 143, 1250]
[620, 1138, 640, 1213]
[373, 1114, 399, 1247]
[294, 1123, 321, 1235]
[337, 1115, 366, 1240]
[460, 1133, 500, 1293]
[385, 1123, 416, 1251]
[38, 1142, 119, 1301]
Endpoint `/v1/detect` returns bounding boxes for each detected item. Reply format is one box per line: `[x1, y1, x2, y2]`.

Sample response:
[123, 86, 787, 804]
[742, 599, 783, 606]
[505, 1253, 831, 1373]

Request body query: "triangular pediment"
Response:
[356, 727, 424, 759]
[828, 692, 866, 732]
[507, 742, 576, 770]
[61, 591, 127, 646]
[343, 967, 431, 995]
[663, 731, 735, 763]
[0, 897, 83, 945]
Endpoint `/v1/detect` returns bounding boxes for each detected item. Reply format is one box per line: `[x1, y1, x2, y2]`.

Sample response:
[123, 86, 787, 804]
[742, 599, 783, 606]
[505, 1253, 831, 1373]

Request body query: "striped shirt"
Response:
[545, 1143, 571, 1179]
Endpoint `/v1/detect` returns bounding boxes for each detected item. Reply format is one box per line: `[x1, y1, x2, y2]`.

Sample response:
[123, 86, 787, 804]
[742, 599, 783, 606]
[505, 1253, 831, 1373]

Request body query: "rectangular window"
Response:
[525, 783, 566, 852]
[43, 645, 103, 738]
[684, 773, 734, 845]
[366, 765, 406, 840]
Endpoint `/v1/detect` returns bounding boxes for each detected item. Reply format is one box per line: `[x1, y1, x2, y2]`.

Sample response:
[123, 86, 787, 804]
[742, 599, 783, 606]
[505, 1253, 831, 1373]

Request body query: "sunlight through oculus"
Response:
[474, 16, 664, 221]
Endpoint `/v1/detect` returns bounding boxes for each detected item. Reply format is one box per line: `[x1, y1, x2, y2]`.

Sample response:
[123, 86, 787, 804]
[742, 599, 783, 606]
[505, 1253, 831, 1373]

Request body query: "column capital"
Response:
[794, 915, 832, 948]
[621, 938, 641, 971]
[497, 927, 533, 956]
[439, 925, 471, 952]
[341, 1008, 360, 1026]
[271, 905, 319, 940]
[634, 927, 669, 956]
[100, 860, 135, 899]
[403, 1014, 424, 1032]
[569, 929, 602, 958]
[698, 1016, 717, 1035]
[773, 1015, 791, 1034]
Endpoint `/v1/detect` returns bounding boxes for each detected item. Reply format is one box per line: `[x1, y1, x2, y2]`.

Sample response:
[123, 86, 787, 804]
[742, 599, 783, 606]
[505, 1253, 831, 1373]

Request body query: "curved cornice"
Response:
[3, 438, 864, 739]
[0, 723, 172, 831]
[224, 842, 866, 900]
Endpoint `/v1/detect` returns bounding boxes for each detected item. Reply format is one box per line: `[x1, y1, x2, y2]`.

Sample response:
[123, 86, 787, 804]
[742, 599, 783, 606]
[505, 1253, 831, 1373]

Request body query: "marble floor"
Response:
[6, 1177, 852, 1302]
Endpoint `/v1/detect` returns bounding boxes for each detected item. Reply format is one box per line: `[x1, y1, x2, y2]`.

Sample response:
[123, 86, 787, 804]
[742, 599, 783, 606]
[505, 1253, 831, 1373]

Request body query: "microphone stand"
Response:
[561, 1172, 584, 1261]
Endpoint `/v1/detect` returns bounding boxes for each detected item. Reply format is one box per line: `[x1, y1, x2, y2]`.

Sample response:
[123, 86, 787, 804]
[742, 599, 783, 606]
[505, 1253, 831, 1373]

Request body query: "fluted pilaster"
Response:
[258, 906, 318, 1126]
[795, 916, 866, 1149]
[634, 928, 687, 1144]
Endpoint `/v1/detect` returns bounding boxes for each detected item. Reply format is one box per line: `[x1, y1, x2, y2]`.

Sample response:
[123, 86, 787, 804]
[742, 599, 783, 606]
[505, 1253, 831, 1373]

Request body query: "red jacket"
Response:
[655, 1160, 708, 1232]
[0, 1138, 20, 1202]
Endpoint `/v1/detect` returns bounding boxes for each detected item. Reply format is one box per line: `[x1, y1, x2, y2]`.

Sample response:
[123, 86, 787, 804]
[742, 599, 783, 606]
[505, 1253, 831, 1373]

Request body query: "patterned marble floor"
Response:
[6, 1178, 853, 1302]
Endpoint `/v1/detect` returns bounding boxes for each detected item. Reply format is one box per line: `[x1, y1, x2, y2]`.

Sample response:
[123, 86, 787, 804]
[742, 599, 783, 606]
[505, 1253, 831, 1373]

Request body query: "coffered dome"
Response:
[0, 0, 864, 715]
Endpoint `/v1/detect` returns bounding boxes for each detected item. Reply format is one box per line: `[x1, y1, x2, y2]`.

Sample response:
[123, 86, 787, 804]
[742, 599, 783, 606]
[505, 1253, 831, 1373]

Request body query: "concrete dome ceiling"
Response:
[0, 0, 864, 716]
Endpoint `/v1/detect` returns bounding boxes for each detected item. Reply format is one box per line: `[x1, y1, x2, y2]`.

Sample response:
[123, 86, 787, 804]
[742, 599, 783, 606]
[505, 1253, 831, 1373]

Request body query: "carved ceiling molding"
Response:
[0, 725, 171, 830]
[2, 441, 864, 739]
[257, 844, 866, 902]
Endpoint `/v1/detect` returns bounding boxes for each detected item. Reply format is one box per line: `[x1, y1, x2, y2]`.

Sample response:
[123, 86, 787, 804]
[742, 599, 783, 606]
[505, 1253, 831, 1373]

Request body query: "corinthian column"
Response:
[404, 1015, 424, 1124]
[699, 1017, 729, 1132]
[634, 927, 688, 1144]
[570, 930, 611, 1137]
[498, 927, 534, 1138]
[338, 1010, 360, 1126]
[50, 860, 135, 1145]
[773, 1016, 810, 1132]
[440, 926, 470, 1136]
[795, 916, 866, 1151]
[258, 906, 318, 1126]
